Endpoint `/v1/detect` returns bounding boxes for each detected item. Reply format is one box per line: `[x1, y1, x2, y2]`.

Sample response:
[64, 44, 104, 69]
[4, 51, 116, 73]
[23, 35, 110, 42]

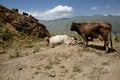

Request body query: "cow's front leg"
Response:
[81, 34, 88, 48]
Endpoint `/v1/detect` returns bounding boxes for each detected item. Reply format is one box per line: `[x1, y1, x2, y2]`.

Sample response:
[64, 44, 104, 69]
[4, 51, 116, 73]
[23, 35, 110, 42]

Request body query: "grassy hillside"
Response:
[0, 4, 50, 56]
[41, 15, 120, 34]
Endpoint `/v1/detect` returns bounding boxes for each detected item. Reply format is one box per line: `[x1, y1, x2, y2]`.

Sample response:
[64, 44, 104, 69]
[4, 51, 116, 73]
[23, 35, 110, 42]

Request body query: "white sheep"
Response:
[48, 35, 77, 47]
[48, 35, 69, 47]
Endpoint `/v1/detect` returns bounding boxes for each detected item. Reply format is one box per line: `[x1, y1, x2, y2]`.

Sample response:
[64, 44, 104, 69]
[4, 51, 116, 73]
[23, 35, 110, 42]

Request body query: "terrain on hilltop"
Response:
[0, 41, 120, 80]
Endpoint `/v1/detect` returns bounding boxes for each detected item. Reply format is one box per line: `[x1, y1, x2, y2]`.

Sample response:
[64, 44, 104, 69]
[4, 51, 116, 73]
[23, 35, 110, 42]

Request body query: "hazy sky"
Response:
[1, 0, 120, 20]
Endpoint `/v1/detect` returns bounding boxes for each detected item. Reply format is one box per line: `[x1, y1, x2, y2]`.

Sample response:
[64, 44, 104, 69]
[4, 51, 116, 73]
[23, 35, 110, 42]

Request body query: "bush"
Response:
[0, 28, 13, 41]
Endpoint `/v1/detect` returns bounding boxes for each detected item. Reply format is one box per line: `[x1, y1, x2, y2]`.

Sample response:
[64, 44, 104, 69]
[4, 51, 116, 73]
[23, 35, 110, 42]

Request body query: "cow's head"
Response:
[70, 22, 77, 31]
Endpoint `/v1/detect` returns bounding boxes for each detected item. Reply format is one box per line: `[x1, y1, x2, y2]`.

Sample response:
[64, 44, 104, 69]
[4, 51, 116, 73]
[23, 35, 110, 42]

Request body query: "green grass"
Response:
[44, 64, 53, 70]
[101, 62, 110, 65]
[0, 27, 13, 41]
[33, 44, 41, 53]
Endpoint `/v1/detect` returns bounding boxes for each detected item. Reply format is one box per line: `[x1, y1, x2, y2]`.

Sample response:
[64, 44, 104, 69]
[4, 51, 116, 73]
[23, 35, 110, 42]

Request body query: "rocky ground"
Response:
[0, 40, 120, 80]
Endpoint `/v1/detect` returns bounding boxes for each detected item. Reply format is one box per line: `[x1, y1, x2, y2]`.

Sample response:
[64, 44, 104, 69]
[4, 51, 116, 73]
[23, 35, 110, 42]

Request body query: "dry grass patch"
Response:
[9, 42, 21, 58]
[33, 43, 41, 53]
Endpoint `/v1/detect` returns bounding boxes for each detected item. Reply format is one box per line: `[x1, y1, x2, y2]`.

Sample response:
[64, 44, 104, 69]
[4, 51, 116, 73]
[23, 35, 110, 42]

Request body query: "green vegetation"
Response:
[0, 30, 45, 60]
[44, 64, 53, 70]
[0, 4, 49, 51]
[101, 62, 110, 65]
[33, 44, 41, 53]
[0, 31, 41, 48]
[0, 27, 13, 49]
[0, 27, 13, 42]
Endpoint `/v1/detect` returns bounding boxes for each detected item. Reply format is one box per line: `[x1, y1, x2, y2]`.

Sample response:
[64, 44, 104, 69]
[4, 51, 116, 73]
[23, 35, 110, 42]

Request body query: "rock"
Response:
[18, 67, 23, 70]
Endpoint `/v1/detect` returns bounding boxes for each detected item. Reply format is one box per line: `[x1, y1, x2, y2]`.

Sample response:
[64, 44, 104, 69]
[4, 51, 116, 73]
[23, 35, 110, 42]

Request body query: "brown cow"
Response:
[70, 22, 113, 52]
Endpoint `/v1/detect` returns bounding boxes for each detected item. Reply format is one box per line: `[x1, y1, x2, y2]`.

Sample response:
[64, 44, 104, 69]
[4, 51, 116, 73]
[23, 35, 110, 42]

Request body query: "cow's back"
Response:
[100, 22, 112, 30]
[81, 22, 111, 34]
[79, 22, 100, 35]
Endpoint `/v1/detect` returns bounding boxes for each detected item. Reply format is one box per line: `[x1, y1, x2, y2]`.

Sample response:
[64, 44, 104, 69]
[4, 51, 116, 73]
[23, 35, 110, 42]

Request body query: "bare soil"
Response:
[0, 40, 120, 80]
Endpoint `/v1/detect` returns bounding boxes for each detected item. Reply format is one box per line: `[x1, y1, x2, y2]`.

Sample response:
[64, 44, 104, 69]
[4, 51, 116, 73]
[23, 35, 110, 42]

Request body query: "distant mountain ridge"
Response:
[41, 15, 120, 34]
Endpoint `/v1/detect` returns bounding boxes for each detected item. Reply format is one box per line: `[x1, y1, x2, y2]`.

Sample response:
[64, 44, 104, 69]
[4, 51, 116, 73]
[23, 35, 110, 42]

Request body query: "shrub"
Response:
[0, 28, 13, 41]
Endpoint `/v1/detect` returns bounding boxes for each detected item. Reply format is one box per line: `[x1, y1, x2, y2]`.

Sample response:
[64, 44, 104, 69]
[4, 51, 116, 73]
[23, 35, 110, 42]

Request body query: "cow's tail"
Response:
[110, 30, 113, 49]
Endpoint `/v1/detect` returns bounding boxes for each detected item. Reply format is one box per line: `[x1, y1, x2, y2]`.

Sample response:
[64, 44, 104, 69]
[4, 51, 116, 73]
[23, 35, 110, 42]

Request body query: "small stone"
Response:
[18, 68, 23, 70]
[48, 72, 56, 78]
[17, 67, 23, 70]
[49, 74, 56, 78]
[0, 50, 6, 54]
[59, 65, 65, 68]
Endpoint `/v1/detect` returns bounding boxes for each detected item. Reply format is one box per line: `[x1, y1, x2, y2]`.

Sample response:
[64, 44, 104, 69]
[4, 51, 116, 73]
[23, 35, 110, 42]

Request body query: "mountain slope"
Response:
[41, 15, 120, 34]
[0, 5, 49, 39]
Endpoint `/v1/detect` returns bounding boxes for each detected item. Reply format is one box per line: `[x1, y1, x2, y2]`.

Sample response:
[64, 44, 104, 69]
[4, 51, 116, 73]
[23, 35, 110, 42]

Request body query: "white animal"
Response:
[48, 35, 77, 47]
[64, 38, 75, 45]
[65, 38, 81, 45]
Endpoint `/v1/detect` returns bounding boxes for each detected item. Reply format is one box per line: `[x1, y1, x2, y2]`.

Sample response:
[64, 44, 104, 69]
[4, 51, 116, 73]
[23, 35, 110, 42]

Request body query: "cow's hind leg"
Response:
[102, 30, 109, 53]
[105, 41, 109, 53]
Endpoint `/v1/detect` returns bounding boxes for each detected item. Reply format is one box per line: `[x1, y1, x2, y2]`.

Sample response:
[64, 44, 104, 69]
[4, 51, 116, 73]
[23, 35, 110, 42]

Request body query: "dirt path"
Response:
[0, 41, 120, 80]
